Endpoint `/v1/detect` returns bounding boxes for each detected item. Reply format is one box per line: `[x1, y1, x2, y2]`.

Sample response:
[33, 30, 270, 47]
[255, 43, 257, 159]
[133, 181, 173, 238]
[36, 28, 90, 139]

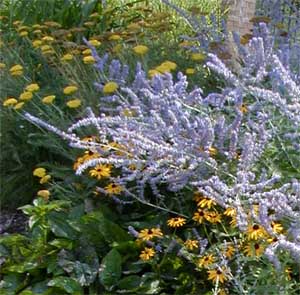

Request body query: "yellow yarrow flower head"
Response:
[42, 95, 56, 104]
[37, 190, 50, 200]
[42, 36, 54, 42]
[0, 62, 6, 69]
[14, 102, 25, 110]
[191, 52, 206, 62]
[148, 69, 160, 78]
[63, 85, 78, 95]
[83, 55, 95, 64]
[186, 68, 196, 75]
[61, 53, 74, 62]
[25, 83, 40, 92]
[103, 81, 118, 94]
[108, 34, 121, 41]
[33, 167, 46, 178]
[32, 40, 42, 48]
[3, 98, 18, 107]
[66, 99, 81, 108]
[9, 64, 23, 76]
[88, 39, 101, 47]
[133, 45, 149, 55]
[82, 48, 92, 56]
[19, 91, 33, 101]
[19, 31, 28, 37]
[40, 174, 51, 184]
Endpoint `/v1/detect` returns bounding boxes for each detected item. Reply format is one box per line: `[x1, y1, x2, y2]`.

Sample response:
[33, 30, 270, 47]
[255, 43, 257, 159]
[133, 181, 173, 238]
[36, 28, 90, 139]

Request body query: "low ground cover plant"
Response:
[0, 0, 299, 294]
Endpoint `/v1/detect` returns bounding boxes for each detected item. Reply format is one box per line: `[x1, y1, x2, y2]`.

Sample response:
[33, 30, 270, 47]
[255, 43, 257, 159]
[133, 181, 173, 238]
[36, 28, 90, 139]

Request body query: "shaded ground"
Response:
[0, 210, 27, 234]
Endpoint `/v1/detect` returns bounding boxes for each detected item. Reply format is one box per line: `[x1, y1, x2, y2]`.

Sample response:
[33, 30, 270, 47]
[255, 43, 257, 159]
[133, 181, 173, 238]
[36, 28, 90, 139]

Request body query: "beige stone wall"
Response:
[226, 0, 256, 36]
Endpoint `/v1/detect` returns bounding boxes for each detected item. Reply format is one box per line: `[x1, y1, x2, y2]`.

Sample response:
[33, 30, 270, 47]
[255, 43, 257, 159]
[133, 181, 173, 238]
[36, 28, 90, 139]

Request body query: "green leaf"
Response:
[48, 212, 78, 239]
[117, 275, 141, 291]
[49, 239, 73, 250]
[47, 276, 83, 294]
[99, 249, 122, 288]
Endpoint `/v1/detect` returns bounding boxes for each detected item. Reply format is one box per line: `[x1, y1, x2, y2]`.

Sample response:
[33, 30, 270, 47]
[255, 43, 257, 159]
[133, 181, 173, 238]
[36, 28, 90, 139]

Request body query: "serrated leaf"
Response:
[99, 249, 122, 288]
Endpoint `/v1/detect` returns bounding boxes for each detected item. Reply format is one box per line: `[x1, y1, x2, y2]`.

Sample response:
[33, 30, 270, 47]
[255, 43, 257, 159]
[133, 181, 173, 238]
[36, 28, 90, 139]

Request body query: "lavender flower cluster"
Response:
[25, 18, 300, 263]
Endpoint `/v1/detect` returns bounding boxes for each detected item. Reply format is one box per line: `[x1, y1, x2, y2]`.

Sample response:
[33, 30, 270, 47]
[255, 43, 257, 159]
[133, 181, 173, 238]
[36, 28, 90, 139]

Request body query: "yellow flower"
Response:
[25, 83, 40, 92]
[33, 29, 42, 35]
[82, 48, 92, 56]
[40, 45, 52, 52]
[37, 190, 50, 200]
[148, 69, 160, 78]
[61, 53, 74, 62]
[103, 82, 118, 94]
[271, 221, 284, 234]
[63, 85, 78, 95]
[109, 34, 121, 41]
[42, 95, 56, 104]
[19, 31, 28, 37]
[160, 60, 177, 71]
[32, 40, 42, 48]
[223, 207, 236, 217]
[239, 103, 248, 114]
[133, 45, 149, 55]
[139, 247, 155, 261]
[223, 245, 235, 259]
[192, 209, 208, 224]
[197, 197, 216, 209]
[0, 62, 6, 69]
[112, 44, 122, 54]
[40, 174, 51, 184]
[88, 39, 101, 47]
[191, 52, 206, 62]
[66, 99, 81, 108]
[247, 224, 267, 240]
[198, 254, 215, 268]
[184, 239, 198, 250]
[208, 146, 217, 157]
[186, 68, 196, 75]
[3, 98, 18, 107]
[207, 267, 228, 284]
[105, 183, 123, 195]
[42, 36, 54, 42]
[9, 64, 23, 76]
[89, 164, 112, 180]
[138, 228, 163, 241]
[83, 55, 95, 64]
[19, 91, 33, 101]
[33, 167, 46, 178]
[14, 102, 25, 110]
[205, 211, 222, 224]
[167, 217, 186, 228]
[244, 242, 265, 257]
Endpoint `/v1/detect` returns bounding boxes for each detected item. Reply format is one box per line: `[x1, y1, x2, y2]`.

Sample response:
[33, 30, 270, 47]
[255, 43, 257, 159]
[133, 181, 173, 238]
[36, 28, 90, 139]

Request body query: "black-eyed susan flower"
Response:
[197, 197, 216, 209]
[138, 228, 163, 241]
[244, 242, 265, 257]
[205, 211, 222, 224]
[133, 45, 149, 55]
[63, 85, 78, 95]
[3, 98, 18, 107]
[247, 224, 267, 240]
[271, 221, 284, 234]
[223, 207, 236, 217]
[42, 95, 56, 104]
[167, 217, 186, 228]
[192, 209, 208, 224]
[25, 83, 40, 92]
[184, 239, 199, 250]
[105, 183, 123, 195]
[140, 247, 155, 261]
[66, 99, 81, 108]
[198, 254, 215, 268]
[207, 267, 228, 284]
[103, 82, 118, 94]
[223, 244, 235, 259]
[89, 164, 112, 180]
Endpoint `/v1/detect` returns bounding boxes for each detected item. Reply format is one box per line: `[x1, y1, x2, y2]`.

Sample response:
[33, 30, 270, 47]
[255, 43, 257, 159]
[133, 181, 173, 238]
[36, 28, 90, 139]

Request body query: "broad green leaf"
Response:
[117, 275, 141, 291]
[48, 212, 78, 239]
[72, 261, 97, 286]
[99, 249, 122, 288]
[47, 276, 83, 294]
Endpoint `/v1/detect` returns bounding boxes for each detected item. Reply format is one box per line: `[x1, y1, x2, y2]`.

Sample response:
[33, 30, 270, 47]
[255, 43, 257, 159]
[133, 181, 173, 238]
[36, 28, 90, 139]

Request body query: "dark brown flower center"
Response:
[253, 224, 259, 230]
[254, 243, 260, 250]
